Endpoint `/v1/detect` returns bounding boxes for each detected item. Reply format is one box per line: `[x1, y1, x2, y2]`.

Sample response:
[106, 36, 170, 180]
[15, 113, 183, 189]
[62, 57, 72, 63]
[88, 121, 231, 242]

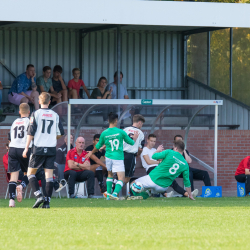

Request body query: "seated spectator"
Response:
[105, 71, 129, 99]
[37, 66, 62, 103]
[64, 137, 95, 198]
[0, 80, 3, 114]
[52, 65, 68, 103]
[8, 64, 39, 110]
[141, 134, 161, 175]
[68, 68, 90, 99]
[235, 156, 250, 196]
[173, 135, 211, 191]
[91, 77, 112, 99]
[85, 134, 107, 194]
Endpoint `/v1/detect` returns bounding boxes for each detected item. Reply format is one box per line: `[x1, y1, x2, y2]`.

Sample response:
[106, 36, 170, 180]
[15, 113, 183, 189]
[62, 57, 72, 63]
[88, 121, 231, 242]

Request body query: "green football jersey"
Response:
[95, 127, 135, 160]
[150, 149, 191, 188]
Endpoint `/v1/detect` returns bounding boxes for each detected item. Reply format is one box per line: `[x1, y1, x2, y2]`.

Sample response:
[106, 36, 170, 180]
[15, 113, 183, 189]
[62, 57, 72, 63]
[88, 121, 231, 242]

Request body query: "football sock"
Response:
[112, 174, 118, 193]
[44, 178, 54, 205]
[96, 170, 104, 188]
[113, 180, 123, 196]
[28, 175, 42, 198]
[106, 177, 113, 194]
[21, 175, 29, 189]
[9, 182, 17, 200]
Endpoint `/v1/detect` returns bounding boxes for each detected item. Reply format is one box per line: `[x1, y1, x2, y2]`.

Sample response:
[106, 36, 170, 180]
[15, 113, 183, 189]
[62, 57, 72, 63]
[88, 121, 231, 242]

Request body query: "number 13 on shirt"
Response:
[109, 139, 119, 151]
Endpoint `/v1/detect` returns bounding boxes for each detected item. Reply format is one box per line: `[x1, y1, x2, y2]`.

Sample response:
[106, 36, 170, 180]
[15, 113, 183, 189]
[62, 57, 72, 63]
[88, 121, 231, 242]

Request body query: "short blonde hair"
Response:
[19, 103, 30, 115]
[72, 68, 80, 74]
[39, 92, 51, 105]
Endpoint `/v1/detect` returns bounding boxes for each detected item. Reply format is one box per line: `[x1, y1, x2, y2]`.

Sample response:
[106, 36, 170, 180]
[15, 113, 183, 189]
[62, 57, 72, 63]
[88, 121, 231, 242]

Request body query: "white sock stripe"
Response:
[107, 178, 113, 182]
[116, 180, 123, 187]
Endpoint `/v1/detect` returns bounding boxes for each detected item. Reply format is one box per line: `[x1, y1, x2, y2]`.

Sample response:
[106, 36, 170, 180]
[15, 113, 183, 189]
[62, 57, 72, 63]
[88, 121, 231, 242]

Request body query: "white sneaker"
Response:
[191, 189, 199, 198]
[166, 191, 174, 198]
[55, 180, 67, 192]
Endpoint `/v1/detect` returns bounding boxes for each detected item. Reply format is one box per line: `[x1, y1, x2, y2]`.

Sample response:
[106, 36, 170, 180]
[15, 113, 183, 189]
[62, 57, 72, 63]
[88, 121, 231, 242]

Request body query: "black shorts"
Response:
[124, 152, 136, 178]
[29, 154, 56, 170]
[8, 147, 31, 173]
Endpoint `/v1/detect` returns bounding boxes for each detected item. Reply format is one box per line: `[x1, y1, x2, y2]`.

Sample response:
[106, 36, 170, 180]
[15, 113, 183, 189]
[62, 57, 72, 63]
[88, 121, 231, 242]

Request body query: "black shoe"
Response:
[33, 196, 44, 208]
[100, 186, 107, 194]
[41, 204, 50, 209]
[88, 194, 94, 198]
[70, 194, 76, 198]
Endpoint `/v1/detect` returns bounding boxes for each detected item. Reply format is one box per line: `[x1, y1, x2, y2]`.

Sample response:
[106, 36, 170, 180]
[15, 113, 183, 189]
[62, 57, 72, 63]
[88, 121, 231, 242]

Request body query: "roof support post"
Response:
[116, 25, 121, 100]
[207, 31, 210, 87]
[230, 28, 233, 97]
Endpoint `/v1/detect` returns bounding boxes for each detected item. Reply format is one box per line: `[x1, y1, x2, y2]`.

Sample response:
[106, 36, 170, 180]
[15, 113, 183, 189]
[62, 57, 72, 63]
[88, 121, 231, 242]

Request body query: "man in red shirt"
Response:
[64, 136, 95, 198]
[235, 156, 250, 196]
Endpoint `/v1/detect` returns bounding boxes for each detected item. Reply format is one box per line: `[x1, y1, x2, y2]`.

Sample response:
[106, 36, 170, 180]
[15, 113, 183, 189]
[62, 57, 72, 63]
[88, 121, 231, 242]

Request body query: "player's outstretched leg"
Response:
[42, 177, 53, 209]
[104, 177, 113, 200]
[28, 174, 44, 208]
[16, 175, 29, 202]
[9, 181, 17, 207]
[110, 180, 123, 200]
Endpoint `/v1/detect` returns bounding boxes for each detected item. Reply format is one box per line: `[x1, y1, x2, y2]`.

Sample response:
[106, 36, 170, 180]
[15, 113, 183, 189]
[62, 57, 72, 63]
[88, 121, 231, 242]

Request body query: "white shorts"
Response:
[136, 175, 168, 194]
[106, 157, 125, 173]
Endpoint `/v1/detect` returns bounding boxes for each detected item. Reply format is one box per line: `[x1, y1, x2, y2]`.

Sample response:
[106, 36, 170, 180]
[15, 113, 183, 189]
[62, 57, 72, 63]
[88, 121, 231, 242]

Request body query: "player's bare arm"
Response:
[185, 187, 195, 200]
[57, 135, 63, 139]
[90, 154, 106, 168]
[86, 147, 99, 159]
[22, 135, 34, 158]
[131, 131, 139, 141]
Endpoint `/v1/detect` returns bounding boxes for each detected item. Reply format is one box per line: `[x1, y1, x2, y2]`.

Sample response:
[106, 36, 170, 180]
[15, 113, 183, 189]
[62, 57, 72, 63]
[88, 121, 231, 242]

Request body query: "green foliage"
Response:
[1, 198, 250, 249]
[187, 28, 250, 106]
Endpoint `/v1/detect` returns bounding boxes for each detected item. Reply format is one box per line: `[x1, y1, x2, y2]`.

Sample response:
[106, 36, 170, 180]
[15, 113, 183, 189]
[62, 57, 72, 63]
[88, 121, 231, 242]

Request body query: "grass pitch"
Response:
[0, 197, 250, 250]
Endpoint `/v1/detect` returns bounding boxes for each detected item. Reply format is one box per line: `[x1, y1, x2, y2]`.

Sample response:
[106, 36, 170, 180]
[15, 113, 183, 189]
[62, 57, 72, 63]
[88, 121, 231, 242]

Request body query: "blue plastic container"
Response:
[237, 182, 250, 197]
[200, 186, 222, 198]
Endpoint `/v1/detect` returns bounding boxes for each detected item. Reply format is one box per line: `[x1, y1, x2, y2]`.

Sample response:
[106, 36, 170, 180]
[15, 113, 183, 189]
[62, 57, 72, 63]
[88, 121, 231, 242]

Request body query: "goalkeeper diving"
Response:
[131, 140, 195, 200]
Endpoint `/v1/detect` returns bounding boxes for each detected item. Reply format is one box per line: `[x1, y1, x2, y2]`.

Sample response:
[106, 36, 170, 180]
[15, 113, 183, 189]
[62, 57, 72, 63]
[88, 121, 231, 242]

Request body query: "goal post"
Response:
[66, 99, 223, 186]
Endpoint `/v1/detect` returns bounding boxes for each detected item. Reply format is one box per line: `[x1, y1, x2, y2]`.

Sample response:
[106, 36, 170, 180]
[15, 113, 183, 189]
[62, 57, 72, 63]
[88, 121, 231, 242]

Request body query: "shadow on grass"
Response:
[0, 197, 250, 209]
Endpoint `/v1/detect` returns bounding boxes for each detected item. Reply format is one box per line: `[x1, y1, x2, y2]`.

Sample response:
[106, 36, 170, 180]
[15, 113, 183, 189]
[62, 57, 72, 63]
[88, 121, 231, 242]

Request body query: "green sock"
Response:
[106, 178, 113, 194]
[113, 180, 123, 195]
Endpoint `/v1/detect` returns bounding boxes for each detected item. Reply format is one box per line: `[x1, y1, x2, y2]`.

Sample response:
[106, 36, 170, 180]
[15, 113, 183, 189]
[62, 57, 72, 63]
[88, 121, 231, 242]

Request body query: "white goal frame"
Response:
[67, 99, 223, 186]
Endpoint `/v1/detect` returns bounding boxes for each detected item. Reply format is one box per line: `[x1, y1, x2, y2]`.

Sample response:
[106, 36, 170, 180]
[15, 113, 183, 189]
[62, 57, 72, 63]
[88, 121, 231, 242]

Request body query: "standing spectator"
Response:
[36, 66, 62, 103]
[235, 156, 250, 196]
[52, 65, 68, 103]
[55, 135, 74, 167]
[91, 77, 112, 99]
[68, 68, 90, 99]
[54, 135, 74, 192]
[173, 135, 211, 191]
[64, 137, 95, 198]
[8, 64, 39, 110]
[105, 71, 129, 99]
[85, 134, 107, 194]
